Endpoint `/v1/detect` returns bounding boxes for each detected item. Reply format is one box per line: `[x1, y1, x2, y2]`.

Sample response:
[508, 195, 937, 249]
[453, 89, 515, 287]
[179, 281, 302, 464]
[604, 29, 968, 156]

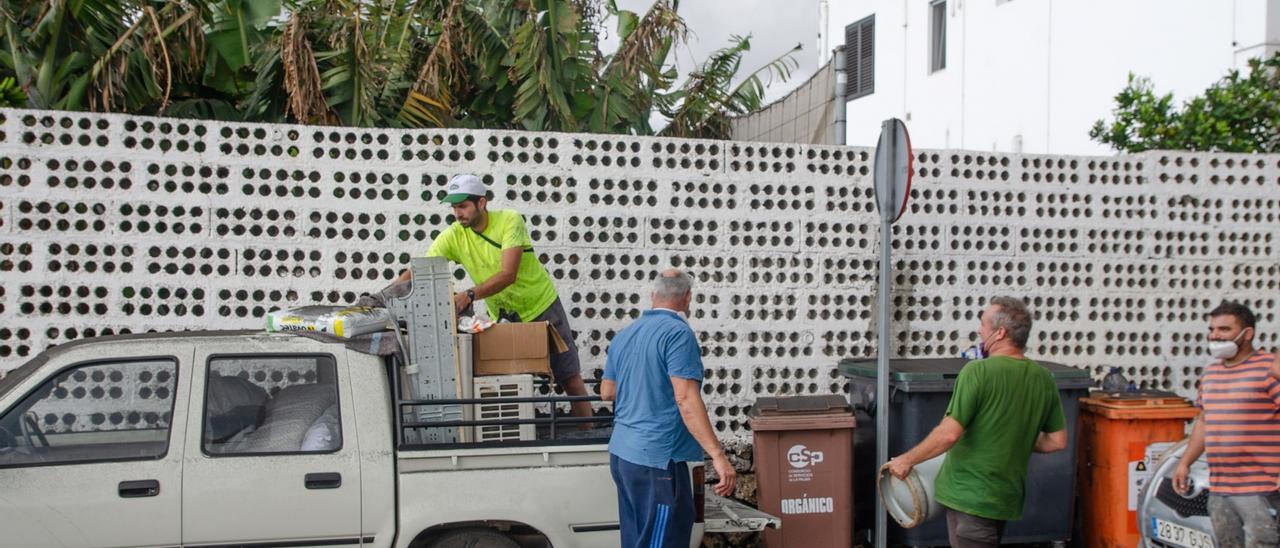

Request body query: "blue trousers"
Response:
[610, 455, 694, 548]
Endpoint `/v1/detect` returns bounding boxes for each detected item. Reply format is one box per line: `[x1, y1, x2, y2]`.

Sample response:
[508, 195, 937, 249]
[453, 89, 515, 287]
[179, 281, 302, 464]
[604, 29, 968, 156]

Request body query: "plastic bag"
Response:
[457, 314, 496, 334]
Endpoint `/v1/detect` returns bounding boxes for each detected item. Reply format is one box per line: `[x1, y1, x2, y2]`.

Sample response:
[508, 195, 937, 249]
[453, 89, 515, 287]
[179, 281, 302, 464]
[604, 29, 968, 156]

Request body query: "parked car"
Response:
[1137, 439, 1216, 548]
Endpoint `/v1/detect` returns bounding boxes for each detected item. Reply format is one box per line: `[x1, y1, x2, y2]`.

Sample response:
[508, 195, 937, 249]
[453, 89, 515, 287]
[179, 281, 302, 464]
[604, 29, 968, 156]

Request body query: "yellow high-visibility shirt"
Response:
[426, 209, 557, 321]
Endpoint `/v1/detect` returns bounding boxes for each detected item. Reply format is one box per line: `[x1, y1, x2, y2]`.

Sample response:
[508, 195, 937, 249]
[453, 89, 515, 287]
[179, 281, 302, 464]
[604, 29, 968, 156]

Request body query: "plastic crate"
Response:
[474, 374, 536, 442]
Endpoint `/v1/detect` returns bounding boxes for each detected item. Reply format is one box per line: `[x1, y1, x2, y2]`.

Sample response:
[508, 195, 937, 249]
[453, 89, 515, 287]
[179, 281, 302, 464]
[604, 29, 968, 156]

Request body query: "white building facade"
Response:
[829, 0, 1280, 154]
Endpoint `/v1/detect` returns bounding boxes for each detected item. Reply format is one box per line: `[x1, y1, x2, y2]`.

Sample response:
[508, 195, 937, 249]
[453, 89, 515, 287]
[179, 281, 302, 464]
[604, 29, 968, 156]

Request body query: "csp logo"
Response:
[787, 444, 824, 469]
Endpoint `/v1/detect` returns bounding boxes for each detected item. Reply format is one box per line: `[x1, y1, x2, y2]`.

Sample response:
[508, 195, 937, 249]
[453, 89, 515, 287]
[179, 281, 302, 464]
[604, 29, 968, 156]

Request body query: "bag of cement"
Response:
[266, 305, 393, 338]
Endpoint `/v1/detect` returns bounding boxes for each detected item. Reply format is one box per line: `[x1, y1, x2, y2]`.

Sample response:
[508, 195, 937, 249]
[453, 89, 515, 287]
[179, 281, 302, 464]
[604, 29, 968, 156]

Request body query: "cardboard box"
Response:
[472, 322, 567, 378]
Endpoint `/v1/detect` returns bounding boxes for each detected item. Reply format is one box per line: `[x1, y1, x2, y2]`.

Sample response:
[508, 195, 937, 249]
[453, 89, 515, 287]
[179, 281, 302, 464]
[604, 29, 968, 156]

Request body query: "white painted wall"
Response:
[1235, 0, 1280, 63]
[829, 0, 1275, 154]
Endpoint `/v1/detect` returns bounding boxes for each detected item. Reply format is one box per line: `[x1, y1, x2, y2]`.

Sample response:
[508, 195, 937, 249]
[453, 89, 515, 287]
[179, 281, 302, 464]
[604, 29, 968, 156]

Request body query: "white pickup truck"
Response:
[0, 265, 774, 548]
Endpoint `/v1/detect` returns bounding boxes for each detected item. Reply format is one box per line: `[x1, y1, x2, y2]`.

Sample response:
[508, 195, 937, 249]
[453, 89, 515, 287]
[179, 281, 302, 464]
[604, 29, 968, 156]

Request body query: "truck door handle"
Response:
[118, 479, 160, 498]
[305, 472, 342, 490]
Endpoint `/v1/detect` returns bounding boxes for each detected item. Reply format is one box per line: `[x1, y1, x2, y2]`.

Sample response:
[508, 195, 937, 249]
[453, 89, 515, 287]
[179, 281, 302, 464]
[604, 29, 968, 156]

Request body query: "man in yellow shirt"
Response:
[398, 174, 592, 420]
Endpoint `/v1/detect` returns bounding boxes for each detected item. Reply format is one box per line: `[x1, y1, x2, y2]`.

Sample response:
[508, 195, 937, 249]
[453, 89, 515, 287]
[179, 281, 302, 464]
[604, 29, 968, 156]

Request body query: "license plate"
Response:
[1151, 518, 1215, 548]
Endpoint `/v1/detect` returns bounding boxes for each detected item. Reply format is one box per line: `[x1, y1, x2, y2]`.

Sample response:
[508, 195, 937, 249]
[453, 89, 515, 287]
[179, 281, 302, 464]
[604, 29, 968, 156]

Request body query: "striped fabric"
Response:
[1196, 351, 1280, 495]
[650, 503, 670, 548]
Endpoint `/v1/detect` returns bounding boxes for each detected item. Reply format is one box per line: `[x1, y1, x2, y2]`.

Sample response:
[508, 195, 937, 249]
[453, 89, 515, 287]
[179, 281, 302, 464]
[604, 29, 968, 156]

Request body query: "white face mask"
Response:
[1207, 340, 1237, 360]
[1207, 330, 1246, 360]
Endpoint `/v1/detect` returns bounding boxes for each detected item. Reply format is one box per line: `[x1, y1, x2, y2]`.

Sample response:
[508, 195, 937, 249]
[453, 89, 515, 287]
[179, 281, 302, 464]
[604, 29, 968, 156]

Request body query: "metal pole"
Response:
[818, 0, 830, 65]
[874, 217, 891, 548]
[833, 46, 847, 145]
[872, 118, 908, 548]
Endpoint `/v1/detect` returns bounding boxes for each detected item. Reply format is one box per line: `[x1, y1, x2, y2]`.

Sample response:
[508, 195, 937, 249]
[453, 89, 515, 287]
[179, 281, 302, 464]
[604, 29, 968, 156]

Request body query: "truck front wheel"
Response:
[426, 528, 520, 548]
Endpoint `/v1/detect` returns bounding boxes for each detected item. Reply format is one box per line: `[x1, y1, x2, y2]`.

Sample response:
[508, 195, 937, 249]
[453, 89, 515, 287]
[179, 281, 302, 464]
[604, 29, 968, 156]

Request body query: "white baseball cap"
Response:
[441, 174, 486, 204]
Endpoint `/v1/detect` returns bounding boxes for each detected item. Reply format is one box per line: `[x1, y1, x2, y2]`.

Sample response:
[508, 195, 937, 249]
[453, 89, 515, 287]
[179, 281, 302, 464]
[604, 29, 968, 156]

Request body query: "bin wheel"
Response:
[427, 528, 520, 548]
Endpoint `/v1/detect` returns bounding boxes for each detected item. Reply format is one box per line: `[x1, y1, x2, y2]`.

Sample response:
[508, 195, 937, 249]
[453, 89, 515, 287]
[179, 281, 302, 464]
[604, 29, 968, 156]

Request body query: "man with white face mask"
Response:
[1173, 301, 1280, 548]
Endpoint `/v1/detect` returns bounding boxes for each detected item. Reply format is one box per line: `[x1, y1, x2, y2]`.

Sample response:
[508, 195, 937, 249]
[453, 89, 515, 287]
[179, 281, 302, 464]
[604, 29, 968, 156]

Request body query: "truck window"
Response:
[202, 355, 342, 456]
[0, 358, 178, 467]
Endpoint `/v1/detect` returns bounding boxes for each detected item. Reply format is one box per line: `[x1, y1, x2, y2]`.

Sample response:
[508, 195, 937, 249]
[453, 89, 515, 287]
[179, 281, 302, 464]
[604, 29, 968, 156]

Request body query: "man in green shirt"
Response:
[887, 297, 1068, 548]
[397, 174, 591, 420]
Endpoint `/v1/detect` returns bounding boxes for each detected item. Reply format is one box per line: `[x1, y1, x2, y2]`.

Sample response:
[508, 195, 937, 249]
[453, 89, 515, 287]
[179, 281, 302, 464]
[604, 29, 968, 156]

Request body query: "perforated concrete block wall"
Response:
[0, 109, 1277, 442]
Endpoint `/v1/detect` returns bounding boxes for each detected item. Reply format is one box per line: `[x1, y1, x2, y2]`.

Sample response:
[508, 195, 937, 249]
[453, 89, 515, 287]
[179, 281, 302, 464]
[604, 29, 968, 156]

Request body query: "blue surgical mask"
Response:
[961, 338, 987, 360]
[961, 344, 986, 360]
[962, 331, 997, 360]
[979, 332, 994, 356]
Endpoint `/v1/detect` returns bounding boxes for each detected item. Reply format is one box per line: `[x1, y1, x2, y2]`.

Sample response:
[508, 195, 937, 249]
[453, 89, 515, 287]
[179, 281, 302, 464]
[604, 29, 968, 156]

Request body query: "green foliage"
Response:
[659, 35, 800, 139]
[0, 0, 797, 138]
[1091, 53, 1280, 153]
[0, 76, 26, 107]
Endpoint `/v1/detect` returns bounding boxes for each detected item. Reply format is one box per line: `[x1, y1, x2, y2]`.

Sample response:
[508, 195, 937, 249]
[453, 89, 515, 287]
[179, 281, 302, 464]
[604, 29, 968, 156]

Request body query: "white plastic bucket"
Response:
[877, 453, 946, 528]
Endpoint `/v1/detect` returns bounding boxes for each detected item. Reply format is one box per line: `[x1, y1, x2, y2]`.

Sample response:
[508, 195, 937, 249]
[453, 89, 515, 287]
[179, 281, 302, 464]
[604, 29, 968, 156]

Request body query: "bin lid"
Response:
[749, 395, 854, 431]
[1080, 392, 1199, 419]
[1085, 390, 1185, 404]
[753, 395, 850, 416]
[837, 357, 1093, 392]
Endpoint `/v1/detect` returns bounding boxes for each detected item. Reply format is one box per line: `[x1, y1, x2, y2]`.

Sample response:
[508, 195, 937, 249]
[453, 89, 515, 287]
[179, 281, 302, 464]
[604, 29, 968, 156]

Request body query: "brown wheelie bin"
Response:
[751, 395, 855, 548]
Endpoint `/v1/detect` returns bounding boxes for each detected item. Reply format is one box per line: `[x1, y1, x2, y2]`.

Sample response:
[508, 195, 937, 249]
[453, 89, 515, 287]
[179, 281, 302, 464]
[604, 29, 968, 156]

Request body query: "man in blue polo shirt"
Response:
[601, 269, 736, 548]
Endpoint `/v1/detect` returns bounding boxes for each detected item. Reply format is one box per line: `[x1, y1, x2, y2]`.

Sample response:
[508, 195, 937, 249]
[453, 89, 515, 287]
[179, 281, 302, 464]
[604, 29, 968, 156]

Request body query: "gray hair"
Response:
[988, 296, 1033, 349]
[653, 269, 693, 301]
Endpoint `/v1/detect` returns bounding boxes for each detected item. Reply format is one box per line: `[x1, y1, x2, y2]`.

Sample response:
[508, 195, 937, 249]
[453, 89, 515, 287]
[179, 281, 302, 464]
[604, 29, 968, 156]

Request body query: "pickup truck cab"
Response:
[0, 329, 773, 547]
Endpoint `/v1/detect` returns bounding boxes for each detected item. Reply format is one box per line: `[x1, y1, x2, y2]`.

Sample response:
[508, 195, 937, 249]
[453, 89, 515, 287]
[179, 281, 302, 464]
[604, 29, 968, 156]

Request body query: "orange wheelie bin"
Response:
[1076, 392, 1199, 548]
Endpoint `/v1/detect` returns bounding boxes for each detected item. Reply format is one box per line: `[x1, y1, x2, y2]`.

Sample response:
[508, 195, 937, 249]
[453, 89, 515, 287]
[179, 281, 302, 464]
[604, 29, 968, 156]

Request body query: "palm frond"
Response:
[658, 34, 749, 138]
[508, 0, 589, 130]
[411, 0, 467, 110]
[281, 14, 336, 124]
[398, 89, 449, 126]
[603, 0, 683, 82]
[142, 6, 174, 112]
[241, 37, 287, 122]
[591, 0, 683, 133]
[725, 41, 800, 115]
[657, 34, 797, 139]
[315, 1, 385, 127]
[159, 2, 208, 83]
